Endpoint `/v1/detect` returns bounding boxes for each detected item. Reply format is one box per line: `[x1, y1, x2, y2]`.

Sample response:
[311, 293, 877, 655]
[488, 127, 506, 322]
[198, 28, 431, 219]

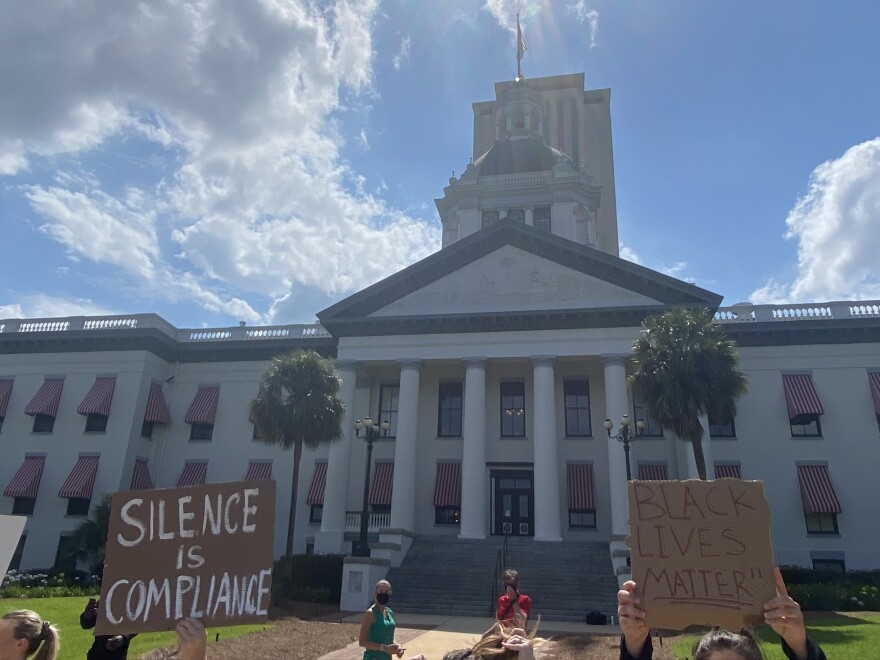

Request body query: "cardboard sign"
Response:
[627, 479, 776, 631]
[96, 480, 276, 634]
[0, 515, 27, 577]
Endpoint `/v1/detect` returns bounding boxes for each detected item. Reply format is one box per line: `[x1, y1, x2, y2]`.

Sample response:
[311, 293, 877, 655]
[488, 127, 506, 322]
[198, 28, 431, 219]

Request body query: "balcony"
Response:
[344, 510, 391, 532]
[714, 300, 880, 323]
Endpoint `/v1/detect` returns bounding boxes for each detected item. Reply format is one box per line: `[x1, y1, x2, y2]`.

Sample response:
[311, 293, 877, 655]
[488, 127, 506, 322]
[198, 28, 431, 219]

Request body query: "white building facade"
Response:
[2, 72, 880, 576]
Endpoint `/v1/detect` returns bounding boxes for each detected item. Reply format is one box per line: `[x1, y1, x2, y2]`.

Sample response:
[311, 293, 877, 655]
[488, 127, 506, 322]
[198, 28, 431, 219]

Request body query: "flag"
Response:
[516, 13, 527, 62]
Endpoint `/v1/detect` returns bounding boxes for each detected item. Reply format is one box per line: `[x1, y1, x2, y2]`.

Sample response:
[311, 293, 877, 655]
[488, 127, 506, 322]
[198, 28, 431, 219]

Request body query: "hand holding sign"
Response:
[616, 581, 649, 658]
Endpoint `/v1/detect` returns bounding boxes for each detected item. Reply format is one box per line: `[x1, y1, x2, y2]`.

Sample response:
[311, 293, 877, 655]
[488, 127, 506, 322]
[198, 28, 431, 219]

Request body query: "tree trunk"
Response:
[691, 430, 708, 481]
[286, 434, 304, 556]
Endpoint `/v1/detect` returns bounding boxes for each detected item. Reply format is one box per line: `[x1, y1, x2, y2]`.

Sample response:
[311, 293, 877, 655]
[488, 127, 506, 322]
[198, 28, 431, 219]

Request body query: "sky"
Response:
[1, 0, 879, 328]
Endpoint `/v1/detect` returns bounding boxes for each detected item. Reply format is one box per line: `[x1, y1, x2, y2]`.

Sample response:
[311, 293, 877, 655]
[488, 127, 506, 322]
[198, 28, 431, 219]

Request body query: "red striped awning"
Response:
[58, 455, 100, 499]
[144, 382, 171, 424]
[0, 378, 13, 417]
[176, 462, 208, 487]
[77, 376, 116, 416]
[24, 377, 64, 417]
[306, 462, 328, 505]
[4, 455, 46, 498]
[782, 374, 824, 418]
[637, 463, 668, 481]
[567, 463, 595, 509]
[369, 462, 394, 506]
[869, 372, 880, 416]
[245, 461, 273, 481]
[130, 459, 154, 490]
[433, 462, 462, 507]
[185, 386, 220, 425]
[797, 464, 842, 514]
[714, 463, 742, 479]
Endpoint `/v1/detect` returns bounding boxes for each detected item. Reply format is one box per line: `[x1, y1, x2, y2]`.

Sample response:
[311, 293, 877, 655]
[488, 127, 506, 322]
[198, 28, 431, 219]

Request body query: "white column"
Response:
[390, 360, 421, 532]
[525, 207, 534, 227]
[532, 356, 563, 541]
[603, 354, 630, 537]
[316, 360, 357, 554]
[460, 358, 487, 539]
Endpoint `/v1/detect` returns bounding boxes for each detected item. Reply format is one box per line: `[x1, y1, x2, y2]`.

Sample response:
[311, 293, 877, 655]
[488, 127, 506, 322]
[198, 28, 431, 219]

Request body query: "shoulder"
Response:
[363, 606, 376, 619]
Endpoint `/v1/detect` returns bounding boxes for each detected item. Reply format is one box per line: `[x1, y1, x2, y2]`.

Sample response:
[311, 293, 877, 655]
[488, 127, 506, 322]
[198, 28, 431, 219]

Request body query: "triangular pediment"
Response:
[318, 220, 721, 336]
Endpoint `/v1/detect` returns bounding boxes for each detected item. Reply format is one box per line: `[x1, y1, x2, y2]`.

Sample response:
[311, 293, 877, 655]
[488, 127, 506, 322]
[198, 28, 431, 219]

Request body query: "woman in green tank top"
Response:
[359, 579, 404, 659]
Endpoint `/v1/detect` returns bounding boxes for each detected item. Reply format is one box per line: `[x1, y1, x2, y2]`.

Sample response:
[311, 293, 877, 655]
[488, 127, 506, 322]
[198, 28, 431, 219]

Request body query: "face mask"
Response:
[376, 593, 390, 605]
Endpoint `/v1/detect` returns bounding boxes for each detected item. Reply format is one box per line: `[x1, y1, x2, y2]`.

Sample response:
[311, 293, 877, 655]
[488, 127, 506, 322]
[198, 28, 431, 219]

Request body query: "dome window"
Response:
[482, 210, 499, 228]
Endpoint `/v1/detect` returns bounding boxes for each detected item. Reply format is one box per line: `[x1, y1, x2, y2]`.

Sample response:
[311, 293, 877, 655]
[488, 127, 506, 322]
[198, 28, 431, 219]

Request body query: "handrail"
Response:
[490, 548, 503, 615]
[502, 534, 509, 570]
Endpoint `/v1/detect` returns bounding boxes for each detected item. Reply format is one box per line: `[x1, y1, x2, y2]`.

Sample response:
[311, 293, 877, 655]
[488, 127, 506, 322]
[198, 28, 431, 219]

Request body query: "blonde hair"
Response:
[442, 624, 543, 660]
[2, 610, 60, 660]
[501, 569, 519, 584]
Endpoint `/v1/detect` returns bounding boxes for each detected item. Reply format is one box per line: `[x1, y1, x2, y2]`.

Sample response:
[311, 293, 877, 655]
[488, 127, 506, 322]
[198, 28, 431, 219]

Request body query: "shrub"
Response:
[272, 554, 343, 604]
[1, 568, 100, 598]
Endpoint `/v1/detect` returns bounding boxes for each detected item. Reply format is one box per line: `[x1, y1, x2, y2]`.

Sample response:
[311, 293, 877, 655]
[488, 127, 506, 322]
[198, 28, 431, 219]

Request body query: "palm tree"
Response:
[69, 494, 112, 573]
[250, 349, 344, 556]
[629, 307, 749, 480]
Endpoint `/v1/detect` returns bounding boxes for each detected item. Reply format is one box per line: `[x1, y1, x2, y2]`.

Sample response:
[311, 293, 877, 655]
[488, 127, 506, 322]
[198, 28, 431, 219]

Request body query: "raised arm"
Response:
[764, 568, 826, 660]
[617, 581, 651, 660]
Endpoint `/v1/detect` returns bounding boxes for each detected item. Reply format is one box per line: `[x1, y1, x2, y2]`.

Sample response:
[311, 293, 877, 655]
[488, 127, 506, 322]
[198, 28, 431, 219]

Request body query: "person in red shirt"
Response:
[495, 569, 531, 628]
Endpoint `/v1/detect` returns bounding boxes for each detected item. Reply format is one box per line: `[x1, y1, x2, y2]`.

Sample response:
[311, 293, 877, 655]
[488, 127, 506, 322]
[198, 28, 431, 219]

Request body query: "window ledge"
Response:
[82, 431, 107, 435]
[806, 533, 841, 538]
[710, 436, 738, 441]
[436, 436, 463, 441]
[564, 435, 593, 440]
[29, 431, 54, 435]
[499, 436, 529, 441]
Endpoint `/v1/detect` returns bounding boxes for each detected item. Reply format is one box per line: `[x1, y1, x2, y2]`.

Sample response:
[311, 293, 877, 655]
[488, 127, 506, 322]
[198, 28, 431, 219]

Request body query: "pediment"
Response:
[370, 245, 660, 316]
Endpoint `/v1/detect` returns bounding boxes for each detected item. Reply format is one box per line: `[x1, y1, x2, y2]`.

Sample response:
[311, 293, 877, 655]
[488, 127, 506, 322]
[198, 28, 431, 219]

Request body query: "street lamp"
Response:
[351, 416, 390, 557]
[604, 414, 645, 481]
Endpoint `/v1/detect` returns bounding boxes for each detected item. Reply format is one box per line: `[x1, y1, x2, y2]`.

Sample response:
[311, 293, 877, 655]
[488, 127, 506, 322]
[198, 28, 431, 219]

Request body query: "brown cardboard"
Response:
[627, 478, 776, 631]
[95, 479, 276, 634]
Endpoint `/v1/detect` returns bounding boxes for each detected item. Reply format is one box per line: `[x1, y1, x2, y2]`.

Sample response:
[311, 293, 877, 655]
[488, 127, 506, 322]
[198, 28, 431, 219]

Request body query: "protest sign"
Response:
[96, 479, 276, 634]
[0, 515, 27, 577]
[627, 478, 776, 631]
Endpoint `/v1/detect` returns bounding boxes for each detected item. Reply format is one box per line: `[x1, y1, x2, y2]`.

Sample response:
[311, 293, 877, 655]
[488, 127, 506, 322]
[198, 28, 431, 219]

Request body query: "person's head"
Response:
[0, 611, 59, 660]
[374, 579, 392, 606]
[502, 569, 519, 594]
[442, 625, 540, 660]
[692, 629, 765, 660]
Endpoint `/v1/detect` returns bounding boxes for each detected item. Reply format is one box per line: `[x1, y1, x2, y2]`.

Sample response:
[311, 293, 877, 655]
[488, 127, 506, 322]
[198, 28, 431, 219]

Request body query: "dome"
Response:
[473, 136, 574, 176]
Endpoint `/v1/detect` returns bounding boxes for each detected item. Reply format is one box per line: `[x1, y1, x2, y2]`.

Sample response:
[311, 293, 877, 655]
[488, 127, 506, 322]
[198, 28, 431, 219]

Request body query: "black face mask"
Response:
[376, 592, 390, 605]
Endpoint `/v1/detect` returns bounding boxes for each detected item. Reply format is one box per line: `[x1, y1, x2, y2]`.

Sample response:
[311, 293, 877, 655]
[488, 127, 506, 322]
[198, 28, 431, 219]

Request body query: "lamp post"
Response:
[351, 416, 390, 557]
[604, 414, 645, 481]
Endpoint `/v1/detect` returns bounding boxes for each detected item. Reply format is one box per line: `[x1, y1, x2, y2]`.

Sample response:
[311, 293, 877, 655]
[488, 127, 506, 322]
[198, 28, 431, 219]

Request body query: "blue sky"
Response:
[1, 0, 879, 328]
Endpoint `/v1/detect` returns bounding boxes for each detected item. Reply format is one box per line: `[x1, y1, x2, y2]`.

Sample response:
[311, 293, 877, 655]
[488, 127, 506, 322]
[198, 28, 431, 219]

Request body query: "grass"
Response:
[1, 596, 273, 660]
[670, 612, 880, 659]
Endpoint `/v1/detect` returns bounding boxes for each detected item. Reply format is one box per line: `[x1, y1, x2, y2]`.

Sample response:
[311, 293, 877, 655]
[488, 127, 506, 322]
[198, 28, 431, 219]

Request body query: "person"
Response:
[359, 579, 406, 659]
[140, 618, 207, 660]
[440, 626, 540, 660]
[617, 567, 827, 660]
[80, 598, 137, 659]
[0, 610, 60, 660]
[496, 569, 531, 629]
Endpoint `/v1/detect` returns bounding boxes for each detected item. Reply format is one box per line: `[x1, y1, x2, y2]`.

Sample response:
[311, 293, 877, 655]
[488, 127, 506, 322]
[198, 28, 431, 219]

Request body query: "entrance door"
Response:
[492, 470, 534, 536]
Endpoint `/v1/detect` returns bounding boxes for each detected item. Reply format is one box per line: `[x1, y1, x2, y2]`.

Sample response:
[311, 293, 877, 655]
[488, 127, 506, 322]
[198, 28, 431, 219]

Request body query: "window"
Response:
[708, 412, 736, 438]
[141, 420, 154, 439]
[85, 413, 108, 433]
[500, 381, 526, 437]
[10, 534, 26, 571]
[309, 505, 323, 524]
[378, 384, 399, 438]
[564, 380, 591, 436]
[252, 423, 263, 440]
[0, 415, 4, 433]
[482, 210, 499, 228]
[633, 402, 663, 437]
[370, 504, 391, 514]
[791, 414, 822, 437]
[805, 512, 838, 535]
[66, 497, 91, 517]
[54, 535, 78, 571]
[507, 208, 524, 223]
[12, 497, 35, 516]
[569, 509, 597, 529]
[513, 112, 525, 130]
[32, 413, 55, 433]
[812, 559, 846, 573]
[533, 207, 551, 232]
[437, 382, 463, 437]
[435, 506, 461, 525]
[189, 422, 214, 441]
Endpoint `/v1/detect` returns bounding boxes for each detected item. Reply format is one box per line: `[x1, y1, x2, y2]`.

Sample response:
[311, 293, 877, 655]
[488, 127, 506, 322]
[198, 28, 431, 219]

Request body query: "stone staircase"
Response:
[385, 535, 619, 622]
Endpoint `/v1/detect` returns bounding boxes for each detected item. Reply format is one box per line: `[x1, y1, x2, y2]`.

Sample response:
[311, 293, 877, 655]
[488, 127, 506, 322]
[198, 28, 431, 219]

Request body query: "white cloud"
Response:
[660, 261, 688, 278]
[751, 138, 880, 303]
[0, 0, 440, 323]
[0, 293, 117, 319]
[392, 36, 411, 70]
[482, 0, 545, 33]
[619, 243, 642, 265]
[566, 2, 599, 48]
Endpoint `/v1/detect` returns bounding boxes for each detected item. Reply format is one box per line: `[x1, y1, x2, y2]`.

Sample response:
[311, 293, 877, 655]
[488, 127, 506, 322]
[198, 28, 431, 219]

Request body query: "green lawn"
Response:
[671, 612, 880, 659]
[1, 596, 273, 660]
